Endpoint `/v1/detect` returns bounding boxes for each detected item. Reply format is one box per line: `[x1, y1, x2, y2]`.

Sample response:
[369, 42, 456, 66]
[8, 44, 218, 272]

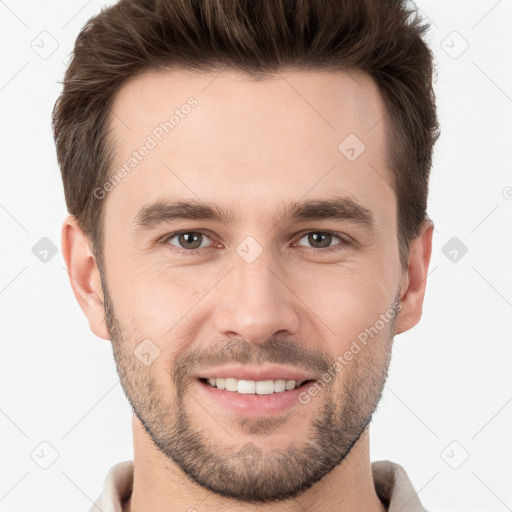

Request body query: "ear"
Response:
[395, 219, 434, 335]
[61, 215, 110, 340]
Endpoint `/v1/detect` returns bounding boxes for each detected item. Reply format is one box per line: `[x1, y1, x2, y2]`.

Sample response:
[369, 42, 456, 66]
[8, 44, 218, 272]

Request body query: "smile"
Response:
[200, 377, 310, 394]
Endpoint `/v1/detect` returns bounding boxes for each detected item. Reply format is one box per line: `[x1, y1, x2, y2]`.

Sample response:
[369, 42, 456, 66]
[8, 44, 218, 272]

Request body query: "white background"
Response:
[1, 1, 511, 510]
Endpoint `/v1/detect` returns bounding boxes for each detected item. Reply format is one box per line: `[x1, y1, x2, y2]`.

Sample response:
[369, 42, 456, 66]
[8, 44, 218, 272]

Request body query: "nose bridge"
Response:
[212, 244, 299, 344]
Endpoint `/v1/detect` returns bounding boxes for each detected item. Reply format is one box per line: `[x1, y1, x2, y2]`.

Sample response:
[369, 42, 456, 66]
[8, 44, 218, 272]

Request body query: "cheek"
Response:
[107, 257, 217, 340]
[290, 261, 396, 350]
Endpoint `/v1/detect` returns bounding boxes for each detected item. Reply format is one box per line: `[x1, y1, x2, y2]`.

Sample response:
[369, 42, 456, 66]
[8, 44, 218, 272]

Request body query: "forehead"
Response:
[105, 67, 394, 229]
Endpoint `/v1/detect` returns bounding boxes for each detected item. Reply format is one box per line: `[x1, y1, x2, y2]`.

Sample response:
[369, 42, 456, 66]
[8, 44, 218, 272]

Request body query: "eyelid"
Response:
[292, 230, 350, 250]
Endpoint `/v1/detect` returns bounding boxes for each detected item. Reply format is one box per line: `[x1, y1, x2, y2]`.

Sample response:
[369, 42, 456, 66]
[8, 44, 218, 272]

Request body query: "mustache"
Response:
[172, 337, 333, 383]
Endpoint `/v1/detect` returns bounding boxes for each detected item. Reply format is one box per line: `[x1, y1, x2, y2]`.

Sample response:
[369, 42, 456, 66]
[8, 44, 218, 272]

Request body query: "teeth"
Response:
[274, 379, 286, 392]
[285, 379, 296, 391]
[204, 378, 306, 394]
[237, 380, 256, 394]
[225, 378, 238, 391]
[255, 380, 274, 395]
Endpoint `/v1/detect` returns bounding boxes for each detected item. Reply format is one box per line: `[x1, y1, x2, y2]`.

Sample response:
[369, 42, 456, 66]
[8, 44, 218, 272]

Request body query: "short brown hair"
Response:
[53, 0, 439, 270]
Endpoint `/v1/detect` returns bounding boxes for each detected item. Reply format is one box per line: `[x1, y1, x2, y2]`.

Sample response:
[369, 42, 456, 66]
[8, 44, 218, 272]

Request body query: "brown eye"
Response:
[168, 231, 209, 250]
[308, 232, 333, 248]
[296, 232, 345, 250]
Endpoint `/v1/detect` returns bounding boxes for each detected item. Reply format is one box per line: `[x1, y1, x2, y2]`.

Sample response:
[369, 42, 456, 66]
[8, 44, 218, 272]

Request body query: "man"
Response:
[55, 0, 439, 510]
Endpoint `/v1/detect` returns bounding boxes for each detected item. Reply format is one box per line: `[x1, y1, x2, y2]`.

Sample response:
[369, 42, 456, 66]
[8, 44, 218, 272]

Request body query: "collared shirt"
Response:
[89, 459, 428, 511]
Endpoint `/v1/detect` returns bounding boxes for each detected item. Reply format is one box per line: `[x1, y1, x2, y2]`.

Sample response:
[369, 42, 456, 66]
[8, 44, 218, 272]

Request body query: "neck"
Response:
[124, 415, 386, 512]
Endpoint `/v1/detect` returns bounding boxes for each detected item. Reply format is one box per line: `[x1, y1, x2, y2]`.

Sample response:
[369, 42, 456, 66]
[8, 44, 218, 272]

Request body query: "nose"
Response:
[212, 249, 300, 346]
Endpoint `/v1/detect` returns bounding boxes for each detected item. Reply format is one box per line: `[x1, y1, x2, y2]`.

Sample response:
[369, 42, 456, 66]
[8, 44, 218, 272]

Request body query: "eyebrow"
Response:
[133, 196, 375, 232]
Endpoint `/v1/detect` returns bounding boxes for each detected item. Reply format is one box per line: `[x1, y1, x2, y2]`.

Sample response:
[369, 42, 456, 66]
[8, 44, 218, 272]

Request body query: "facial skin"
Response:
[62, 68, 433, 511]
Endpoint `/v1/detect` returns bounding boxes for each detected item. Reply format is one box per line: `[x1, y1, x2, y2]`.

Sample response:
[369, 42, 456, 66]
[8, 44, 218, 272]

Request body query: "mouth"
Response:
[198, 377, 314, 395]
[195, 376, 315, 417]
[192, 365, 319, 417]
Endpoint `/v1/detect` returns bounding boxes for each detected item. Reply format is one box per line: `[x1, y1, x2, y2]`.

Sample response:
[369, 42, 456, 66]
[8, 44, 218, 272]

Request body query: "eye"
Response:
[165, 231, 214, 252]
[160, 230, 349, 256]
[294, 231, 347, 251]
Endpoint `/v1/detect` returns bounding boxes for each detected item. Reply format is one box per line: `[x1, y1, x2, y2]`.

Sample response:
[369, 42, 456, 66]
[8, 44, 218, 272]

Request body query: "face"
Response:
[98, 68, 405, 502]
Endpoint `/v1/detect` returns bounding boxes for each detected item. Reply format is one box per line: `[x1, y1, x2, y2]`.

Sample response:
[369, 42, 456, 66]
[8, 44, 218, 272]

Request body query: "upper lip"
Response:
[195, 365, 317, 382]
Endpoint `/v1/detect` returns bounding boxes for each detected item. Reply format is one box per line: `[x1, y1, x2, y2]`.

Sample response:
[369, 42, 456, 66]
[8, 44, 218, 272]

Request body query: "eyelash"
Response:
[160, 230, 351, 256]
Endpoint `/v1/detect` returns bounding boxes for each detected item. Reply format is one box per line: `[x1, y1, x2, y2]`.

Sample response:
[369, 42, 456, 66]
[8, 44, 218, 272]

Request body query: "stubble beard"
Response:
[102, 278, 395, 503]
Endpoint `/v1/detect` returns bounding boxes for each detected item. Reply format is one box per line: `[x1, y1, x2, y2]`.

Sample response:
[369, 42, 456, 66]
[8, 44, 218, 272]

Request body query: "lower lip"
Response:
[195, 379, 311, 417]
